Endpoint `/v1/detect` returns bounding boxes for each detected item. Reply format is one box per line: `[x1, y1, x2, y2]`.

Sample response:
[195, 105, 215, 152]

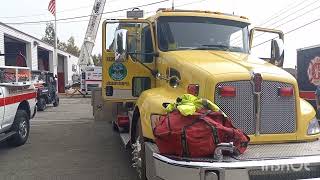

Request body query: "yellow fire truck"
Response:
[100, 9, 320, 180]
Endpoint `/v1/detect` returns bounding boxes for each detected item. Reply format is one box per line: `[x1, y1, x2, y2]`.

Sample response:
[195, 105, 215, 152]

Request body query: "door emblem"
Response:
[109, 62, 127, 81]
[308, 56, 320, 86]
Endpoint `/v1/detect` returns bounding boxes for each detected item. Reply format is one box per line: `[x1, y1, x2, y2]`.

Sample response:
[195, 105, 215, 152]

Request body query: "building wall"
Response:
[0, 23, 79, 86]
[0, 31, 5, 66]
[66, 55, 79, 86]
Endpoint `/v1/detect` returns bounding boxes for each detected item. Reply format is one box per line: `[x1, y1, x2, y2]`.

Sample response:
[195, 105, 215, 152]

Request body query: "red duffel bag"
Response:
[153, 109, 250, 158]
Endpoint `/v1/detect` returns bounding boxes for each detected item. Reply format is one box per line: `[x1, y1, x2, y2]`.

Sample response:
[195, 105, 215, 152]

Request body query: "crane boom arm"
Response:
[78, 0, 106, 68]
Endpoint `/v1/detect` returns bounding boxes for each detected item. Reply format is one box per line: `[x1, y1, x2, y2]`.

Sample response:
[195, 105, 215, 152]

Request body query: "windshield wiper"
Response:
[197, 44, 231, 51]
[176, 45, 232, 51]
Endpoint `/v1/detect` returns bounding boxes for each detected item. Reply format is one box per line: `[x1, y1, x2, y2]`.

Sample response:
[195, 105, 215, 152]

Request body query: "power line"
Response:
[0, 5, 91, 19]
[263, 0, 319, 28]
[5, 0, 169, 25]
[253, 17, 320, 48]
[256, 0, 313, 26]
[0, 0, 123, 19]
[8, 0, 205, 26]
[252, 1, 320, 40]
[143, 0, 208, 16]
[231, 0, 320, 45]
[230, 0, 317, 44]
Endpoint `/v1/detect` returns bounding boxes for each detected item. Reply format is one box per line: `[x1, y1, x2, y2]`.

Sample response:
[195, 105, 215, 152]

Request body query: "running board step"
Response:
[120, 133, 130, 149]
[0, 131, 16, 143]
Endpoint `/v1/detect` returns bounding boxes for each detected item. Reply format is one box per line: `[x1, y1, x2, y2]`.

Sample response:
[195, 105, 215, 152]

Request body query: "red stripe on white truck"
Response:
[0, 92, 37, 107]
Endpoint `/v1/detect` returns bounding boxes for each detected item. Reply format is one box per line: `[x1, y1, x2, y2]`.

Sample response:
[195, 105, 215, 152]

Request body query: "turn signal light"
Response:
[278, 87, 294, 97]
[187, 84, 199, 96]
[218, 86, 236, 97]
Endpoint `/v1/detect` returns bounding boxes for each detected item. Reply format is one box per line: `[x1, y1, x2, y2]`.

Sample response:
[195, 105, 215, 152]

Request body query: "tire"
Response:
[37, 97, 46, 111]
[112, 121, 119, 131]
[53, 96, 59, 107]
[135, 119, 147, 180]
[7, 110, 30, 147]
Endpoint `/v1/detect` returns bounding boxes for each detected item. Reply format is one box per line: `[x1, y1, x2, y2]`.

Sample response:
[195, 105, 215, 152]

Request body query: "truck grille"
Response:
[214, 81, 296, 135]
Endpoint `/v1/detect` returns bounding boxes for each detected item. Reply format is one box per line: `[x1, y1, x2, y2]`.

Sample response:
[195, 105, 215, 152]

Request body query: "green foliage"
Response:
[42, 23, 55, 46]
[42, 23, 80, 57]
[92, 54, 102, 66]
[66, 37, 80, 57]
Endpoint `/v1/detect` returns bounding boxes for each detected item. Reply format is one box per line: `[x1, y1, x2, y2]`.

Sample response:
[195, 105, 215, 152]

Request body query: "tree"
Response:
[42, 24, 81, 57]
[92, 54, 102, 66]
[58, 41, 67, 51]
[42, 23, 55, 46]
[66, 37, 80, 57]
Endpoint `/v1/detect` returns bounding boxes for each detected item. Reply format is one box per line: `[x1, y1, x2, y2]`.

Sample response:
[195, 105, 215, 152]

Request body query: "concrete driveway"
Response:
[0, 97, 138, 180]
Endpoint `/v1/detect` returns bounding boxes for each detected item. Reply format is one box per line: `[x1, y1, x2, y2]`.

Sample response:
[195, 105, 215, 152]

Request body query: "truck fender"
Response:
[17, 100, 31, 119]
[130, 87, 181, 142]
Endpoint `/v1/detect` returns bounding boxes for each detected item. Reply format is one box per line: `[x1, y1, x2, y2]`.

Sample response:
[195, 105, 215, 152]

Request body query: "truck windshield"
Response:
[157, 16, 250, 53]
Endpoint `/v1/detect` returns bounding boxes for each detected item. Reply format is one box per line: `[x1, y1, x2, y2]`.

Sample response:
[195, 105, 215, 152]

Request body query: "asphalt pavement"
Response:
[0, 97, 138, 180]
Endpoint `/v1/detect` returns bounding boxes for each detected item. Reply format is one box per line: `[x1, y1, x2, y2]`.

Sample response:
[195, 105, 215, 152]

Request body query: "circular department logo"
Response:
[108, 62, 127, 81]
[308, 56, 320, 86]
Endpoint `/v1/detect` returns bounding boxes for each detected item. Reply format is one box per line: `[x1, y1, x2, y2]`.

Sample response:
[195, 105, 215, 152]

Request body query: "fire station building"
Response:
[0, 22, 79, 93]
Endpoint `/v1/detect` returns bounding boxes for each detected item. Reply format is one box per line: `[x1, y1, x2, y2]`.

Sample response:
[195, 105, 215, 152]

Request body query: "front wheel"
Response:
[37, 97, 46, 111]
[132, 118, 147, 180]
[7, 110, 30, 146]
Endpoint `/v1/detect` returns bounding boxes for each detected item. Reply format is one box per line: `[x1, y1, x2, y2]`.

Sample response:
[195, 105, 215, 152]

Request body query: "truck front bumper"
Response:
[145, 141, 320, 180]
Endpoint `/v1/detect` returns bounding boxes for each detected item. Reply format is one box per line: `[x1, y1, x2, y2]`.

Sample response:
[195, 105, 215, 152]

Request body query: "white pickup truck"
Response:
[0, 66, 37, 146]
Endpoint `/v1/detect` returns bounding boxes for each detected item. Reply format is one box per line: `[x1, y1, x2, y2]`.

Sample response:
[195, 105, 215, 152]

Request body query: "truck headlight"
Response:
[307, 117, 320, 135]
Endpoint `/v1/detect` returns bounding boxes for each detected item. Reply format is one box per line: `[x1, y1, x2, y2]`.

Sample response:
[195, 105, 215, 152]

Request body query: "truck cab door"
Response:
[102, 19, 156, 101]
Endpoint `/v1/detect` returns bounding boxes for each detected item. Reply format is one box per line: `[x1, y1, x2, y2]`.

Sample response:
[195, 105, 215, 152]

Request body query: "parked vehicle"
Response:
[0, 65, 37, 146]
[297, 45, 320, 116]
[80, 66, 102, 96]
[98, 9, 320, 180]
[31, 70, 59, 111]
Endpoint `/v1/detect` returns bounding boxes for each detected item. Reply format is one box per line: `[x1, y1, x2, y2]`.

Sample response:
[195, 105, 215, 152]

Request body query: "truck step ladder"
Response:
[119, 133, 130, 148]
[119, 110, 134, 148]
[0, 131, 16, 143]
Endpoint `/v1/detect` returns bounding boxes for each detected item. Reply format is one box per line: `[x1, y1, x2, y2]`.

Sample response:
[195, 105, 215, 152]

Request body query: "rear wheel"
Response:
[7, 110, 30, 146]
[53, 96, 59, 107]
[37, 97, 46, 111]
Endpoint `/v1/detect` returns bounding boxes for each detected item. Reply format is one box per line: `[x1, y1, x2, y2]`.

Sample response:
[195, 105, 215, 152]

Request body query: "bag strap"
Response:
[198, 110, 220, 145]
[181, 110, 220, 157]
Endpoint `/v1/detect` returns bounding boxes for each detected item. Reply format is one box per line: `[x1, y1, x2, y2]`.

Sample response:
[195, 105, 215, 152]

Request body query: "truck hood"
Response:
[167, 50, 291, 77]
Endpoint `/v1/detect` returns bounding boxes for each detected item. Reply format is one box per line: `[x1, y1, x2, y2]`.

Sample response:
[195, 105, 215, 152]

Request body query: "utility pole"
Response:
[54, 1, 58, 76]
[172, 0, 174, 10]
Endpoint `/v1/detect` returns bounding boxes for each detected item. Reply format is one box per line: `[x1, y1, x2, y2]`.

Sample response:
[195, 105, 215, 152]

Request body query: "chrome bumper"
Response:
[145, 142, 320, 180]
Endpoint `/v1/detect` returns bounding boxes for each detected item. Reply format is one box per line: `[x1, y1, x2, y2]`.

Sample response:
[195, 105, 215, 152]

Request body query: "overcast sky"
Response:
[1, 0, 320, 68]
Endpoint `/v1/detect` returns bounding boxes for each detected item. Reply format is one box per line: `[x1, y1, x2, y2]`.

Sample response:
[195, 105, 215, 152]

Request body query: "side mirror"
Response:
[271, 39, 284, 67]
[114, 29, 128, 62]
[250, 27, 284, 67]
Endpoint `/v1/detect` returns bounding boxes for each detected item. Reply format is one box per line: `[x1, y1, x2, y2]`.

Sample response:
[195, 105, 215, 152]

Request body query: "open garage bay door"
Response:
[4, 36, 27, 67]
[37, 48, 50, 71]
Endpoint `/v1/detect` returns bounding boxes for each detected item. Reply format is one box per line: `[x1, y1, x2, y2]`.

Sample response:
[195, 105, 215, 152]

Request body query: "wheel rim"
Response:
[19, 120, 28, 138]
